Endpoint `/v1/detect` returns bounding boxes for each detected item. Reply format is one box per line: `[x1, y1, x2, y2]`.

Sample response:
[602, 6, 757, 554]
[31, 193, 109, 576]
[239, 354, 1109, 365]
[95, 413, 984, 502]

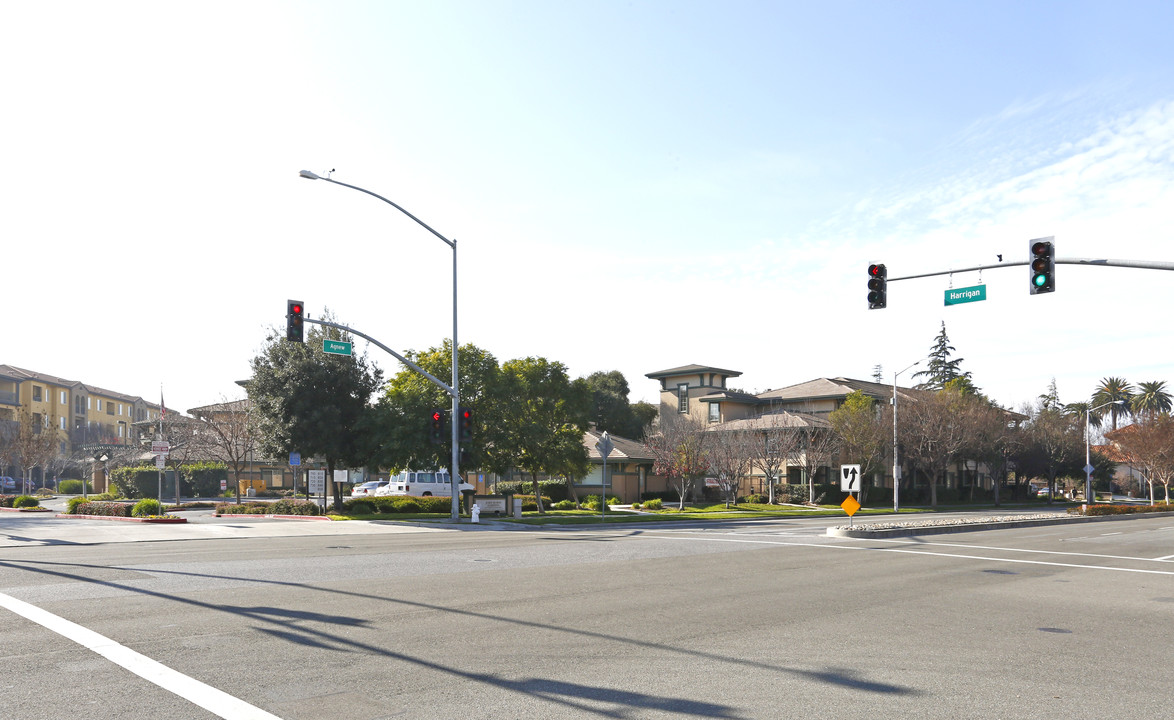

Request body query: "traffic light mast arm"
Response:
[302, 316, 457, 399]
[888, 257, 1174, 282]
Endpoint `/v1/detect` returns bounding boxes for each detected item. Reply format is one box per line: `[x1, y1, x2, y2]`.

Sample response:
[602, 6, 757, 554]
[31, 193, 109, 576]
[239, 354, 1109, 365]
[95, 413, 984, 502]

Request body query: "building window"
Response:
[33, 386, 42, 401]
[87, 397, 92, 410]
[60, 416, 66, 430]
[708, 402, 720, 423]
[677, 383, 689, 413]
[60, 390, 67, 404]
[95, 399, 101, 412]
[118, 403, 123, 416]
[106, 402, 114, 415]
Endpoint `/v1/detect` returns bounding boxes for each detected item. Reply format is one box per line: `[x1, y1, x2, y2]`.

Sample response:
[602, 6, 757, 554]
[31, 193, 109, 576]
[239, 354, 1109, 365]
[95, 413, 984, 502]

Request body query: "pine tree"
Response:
[911, 322, 974, 392]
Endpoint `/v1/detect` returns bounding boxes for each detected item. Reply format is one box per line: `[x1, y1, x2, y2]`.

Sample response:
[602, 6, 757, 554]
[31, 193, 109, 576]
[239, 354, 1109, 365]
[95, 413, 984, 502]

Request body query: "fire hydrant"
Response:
[471, 503, 480, 524]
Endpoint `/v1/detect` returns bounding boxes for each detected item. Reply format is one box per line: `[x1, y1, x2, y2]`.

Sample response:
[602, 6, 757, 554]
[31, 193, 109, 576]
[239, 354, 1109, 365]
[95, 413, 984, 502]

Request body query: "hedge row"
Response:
[494, 480, 570, 503]
[215, 498, 322, 516]
[341, 495, 468, 515]
[72, 501, 134, 517]
[0, 495, 40, 508]
[1074, 502, 1174, 517]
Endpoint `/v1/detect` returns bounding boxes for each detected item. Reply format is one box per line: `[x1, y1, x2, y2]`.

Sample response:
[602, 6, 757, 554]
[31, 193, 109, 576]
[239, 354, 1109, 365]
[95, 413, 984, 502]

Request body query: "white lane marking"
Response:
[1157, 555, 1174, 561]
[635, 533, 1174, 576]
[865, 537, 1174, 564]
[0, 591, 282, 719]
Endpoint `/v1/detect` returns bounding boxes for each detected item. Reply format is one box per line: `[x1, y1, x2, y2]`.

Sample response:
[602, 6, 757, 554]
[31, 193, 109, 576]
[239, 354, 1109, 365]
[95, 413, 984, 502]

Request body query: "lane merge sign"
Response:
[840, 464, 861, 492]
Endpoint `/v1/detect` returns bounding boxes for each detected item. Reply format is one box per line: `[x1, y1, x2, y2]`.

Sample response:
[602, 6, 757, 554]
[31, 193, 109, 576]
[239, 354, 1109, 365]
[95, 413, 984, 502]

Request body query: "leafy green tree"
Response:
[584, 370, 657, 440]
[828, 390, 887, 503]
[1092, 377, 1134, 431]
[912, 321, 974, 392]
[248, 315, 382, 510]
[499, 357, 592, 513]
[375, 341, 511, 477]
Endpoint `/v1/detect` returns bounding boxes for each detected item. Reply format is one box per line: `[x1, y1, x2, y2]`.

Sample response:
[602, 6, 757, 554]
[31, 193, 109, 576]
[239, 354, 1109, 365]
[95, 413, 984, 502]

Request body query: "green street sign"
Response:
[323, 339, 353, 356]
[944, 284, 987, 306]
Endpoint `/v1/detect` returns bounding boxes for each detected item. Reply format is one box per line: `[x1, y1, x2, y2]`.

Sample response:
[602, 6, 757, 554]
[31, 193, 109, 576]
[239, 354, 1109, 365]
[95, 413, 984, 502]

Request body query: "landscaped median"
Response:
[826, 502, 1174, 538]
[1, 494, 51, 512]
[57, 497, 186, 523]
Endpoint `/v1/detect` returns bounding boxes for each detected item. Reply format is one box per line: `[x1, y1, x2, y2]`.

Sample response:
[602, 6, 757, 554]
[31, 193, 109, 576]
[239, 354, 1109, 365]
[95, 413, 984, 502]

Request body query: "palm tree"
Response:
[1130, 381, 1172, 422]
[1063, 402, 1101, 430]
[1091, 377, 1134, 431]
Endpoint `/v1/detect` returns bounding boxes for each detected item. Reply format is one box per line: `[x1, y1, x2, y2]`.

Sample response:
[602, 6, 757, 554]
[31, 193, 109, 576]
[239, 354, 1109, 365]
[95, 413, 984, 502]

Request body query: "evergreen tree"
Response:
[911, 322, 974, 392]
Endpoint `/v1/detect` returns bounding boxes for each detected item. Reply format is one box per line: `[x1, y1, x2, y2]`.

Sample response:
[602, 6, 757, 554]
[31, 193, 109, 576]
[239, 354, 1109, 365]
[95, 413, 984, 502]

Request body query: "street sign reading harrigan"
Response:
[944, 284, 987, 306]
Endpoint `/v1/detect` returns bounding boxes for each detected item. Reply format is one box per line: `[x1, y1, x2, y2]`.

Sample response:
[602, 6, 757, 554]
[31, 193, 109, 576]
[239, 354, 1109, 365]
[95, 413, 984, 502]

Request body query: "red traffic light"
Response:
[432, 411, 442, 422]
[868, 263, 886, 278]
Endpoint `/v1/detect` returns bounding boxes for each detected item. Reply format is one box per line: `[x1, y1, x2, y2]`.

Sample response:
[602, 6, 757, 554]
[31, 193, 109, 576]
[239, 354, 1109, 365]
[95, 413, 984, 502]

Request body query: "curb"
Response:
[826, 511, 1150, 539]
[0, 506, 52, 513]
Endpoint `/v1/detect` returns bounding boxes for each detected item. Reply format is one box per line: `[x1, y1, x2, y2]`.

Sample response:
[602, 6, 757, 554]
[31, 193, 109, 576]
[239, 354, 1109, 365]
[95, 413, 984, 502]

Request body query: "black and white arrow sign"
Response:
[840, 464, 861, 492]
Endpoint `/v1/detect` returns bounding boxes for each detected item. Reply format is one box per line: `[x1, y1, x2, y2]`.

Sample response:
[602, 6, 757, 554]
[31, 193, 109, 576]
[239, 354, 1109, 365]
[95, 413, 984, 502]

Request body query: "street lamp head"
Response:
[299, 170, 321, 180]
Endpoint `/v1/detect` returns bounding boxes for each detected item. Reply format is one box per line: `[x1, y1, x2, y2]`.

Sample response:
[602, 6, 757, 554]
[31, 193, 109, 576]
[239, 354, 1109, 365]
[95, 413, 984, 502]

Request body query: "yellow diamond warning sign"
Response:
[841, 495, 861, 516]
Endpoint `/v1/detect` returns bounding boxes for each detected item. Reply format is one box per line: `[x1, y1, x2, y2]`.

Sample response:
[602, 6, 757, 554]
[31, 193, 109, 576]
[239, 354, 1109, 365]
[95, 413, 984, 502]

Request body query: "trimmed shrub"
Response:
[495, 480, 570, 503]
[180, 462, 229, 497]
[742, 494, 768, 505]
[58, 479, 92, 494]
[75, 502, 133, 517]
[270, 498, 321, 516]
[553, 499, 576, 510]
[13, 495, 39, 508]
[66, 496, 86, 514]
[348, 500, 374, 516]
[1076, 502, 1174, 517]
[391, 498, 422, 513]
[132, 498, 162, 517]
[642, 498, 663, 510]
[216, 502, 271, 514]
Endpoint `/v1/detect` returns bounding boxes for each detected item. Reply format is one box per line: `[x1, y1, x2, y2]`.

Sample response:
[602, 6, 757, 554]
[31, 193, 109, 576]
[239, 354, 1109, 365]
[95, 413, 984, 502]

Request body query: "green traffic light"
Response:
[1033, 273, 1048, 287]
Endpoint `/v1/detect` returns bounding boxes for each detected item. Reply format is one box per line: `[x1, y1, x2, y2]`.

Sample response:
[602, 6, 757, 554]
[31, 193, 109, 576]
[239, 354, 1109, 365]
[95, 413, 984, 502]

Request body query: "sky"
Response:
[4, 0, 1174, 416]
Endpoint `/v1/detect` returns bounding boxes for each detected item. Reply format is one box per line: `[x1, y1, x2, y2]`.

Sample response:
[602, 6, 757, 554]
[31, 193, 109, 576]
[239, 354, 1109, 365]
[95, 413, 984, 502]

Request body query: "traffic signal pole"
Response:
[299, 171, 462, 521]
[886, 256, 1174, 283]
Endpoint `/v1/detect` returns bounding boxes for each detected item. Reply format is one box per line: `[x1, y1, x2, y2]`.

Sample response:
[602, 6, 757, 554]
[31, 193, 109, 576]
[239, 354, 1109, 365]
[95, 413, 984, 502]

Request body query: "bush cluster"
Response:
[0, 495, 15, 508]
[741, 494, 768, 505]
[495, 480, 569, 503]
[132, 499, 162, 517]
[13, 495, 40, 508]
[339, 495, 461, 515]
[642, 498, 663, 510]
[215, 499, 322, 516]
[1073, 502, 1174, 517]
[270, 498, 321, 516]
[58, 479, 92, 494]
[552, 500, 576, 510]
[73, 501, 134, 517]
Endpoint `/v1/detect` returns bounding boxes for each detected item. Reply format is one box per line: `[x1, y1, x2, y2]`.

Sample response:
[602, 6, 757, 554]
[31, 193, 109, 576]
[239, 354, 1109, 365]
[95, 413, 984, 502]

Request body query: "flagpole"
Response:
[158, 386, 165, 511]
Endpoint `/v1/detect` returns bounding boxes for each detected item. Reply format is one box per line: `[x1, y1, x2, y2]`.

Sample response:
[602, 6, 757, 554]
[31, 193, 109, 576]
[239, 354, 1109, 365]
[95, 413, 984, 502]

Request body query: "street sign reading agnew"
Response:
[944, 284, 987, 306]
[323, 339, 353, 356]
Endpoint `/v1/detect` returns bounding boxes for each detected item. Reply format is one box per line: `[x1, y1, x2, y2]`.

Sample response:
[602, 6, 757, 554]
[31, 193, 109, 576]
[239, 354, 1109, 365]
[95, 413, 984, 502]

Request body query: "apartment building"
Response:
[0, 364, 162, 479]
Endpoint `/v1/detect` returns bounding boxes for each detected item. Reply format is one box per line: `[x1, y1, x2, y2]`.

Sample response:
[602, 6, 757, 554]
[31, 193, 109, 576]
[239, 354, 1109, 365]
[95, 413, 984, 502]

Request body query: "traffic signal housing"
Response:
[429, 409, 447, 444]
[458, 407, 472, 443]
[286, 300, 305, 342]
[867, 264, 887, 309]
[1029, 238, 1055, 294]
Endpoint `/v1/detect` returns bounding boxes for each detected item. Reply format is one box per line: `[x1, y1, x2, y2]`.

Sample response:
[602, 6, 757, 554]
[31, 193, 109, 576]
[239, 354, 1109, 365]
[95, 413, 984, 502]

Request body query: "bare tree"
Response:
[644, 411, 709, 510]
[899, 388, 976, 507]
[9, 408, 59, 493]
[705, 426, 756, 507]
[727, 414, 805, 504]
[785, 413, 840, 505]
[1112, 415, 1174, 504]
[192, 397, 258, 501]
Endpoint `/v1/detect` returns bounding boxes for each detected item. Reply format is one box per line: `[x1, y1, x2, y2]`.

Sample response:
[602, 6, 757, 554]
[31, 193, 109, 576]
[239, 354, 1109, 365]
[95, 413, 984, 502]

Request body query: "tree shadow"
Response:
[1, 556, 920, 717]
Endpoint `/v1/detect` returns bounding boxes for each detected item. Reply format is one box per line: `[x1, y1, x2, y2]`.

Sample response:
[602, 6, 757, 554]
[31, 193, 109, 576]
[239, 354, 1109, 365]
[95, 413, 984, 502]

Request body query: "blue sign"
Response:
[289, 452, 301, 466]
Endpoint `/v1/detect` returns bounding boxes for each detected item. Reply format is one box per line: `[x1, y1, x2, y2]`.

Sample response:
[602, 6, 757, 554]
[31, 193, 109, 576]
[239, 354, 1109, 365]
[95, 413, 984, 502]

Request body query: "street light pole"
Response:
[1085, 399, 1125, 506]
[893, 360, 920, 513]
[299, 170, 462, 521]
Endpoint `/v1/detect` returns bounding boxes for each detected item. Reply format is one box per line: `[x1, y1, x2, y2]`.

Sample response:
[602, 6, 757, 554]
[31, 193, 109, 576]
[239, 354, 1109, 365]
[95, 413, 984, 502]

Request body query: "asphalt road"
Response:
[2, 508, 1172, 719]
